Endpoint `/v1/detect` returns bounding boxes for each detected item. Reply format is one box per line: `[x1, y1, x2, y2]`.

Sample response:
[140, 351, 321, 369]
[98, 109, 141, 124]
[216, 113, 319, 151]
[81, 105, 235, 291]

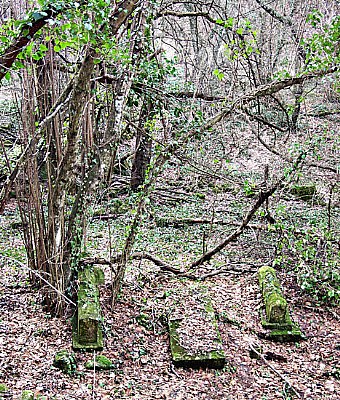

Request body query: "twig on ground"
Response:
[169, 362, 181, 378]
[92, 350, 96, 400]
[248, 342, 301, 398]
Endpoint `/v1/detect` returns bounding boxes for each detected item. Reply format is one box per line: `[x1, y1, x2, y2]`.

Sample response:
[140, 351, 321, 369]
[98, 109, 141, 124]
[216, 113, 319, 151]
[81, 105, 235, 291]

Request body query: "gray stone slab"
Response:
[168, 286, 225, 369]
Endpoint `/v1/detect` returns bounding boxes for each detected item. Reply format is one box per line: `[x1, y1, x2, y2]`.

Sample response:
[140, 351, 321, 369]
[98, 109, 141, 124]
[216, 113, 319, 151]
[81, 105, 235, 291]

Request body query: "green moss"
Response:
[210, 183, 235, 194]
[266, 325, 304, 342]
[258, 266, 288, 323]
[258, 266, 303, 342]
[0, 384, 8, 392]
[85, 355, 114, 370]
[53, 350, 77, 374]
[21, 390, 34, 400]
[169, 319, 225, 369]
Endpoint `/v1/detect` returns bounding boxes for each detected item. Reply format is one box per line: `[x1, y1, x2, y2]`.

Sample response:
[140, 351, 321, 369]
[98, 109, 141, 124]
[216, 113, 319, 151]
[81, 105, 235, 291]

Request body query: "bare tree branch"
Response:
[189, 153, 305, 268]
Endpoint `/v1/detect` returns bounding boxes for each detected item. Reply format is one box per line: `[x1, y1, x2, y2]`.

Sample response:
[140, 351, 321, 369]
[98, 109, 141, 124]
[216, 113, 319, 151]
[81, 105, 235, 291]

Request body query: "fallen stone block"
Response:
[72, 266, 104, 351]
[53, 350, 77, 374]
[168, 286, 225, 369]
[258, 266, 303, 342]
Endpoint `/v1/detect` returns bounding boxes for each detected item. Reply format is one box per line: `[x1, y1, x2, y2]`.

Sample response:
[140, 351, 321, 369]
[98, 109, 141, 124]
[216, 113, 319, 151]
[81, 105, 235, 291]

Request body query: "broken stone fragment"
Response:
[85, 355, 114, 370]
[53, 350, 77, 374]
[72, 266, 104, 351]
[258, 266, 303, 342]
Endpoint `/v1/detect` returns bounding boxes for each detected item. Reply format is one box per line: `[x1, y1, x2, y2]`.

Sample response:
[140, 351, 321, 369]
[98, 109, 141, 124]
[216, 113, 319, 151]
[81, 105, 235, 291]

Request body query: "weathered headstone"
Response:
[258, 266, 303, 341]
[168, 286, 225, 369]
[72, 266, 104, 350]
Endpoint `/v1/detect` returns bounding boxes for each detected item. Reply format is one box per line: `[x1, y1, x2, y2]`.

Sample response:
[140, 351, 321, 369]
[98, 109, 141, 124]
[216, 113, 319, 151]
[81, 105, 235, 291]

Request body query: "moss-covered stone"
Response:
[85, 355, 114, 370]
[258, 266, 288, 324]
[72, 266, 104, 351]
[21, 390, 34, 400]
[290, 184, 316, 200]
[0, 384, 8, 392]
[53, 350, 77, 374]
[258, 266, 303, 342]
[265, 326, 304, 342]
[168, 286, 225, 369]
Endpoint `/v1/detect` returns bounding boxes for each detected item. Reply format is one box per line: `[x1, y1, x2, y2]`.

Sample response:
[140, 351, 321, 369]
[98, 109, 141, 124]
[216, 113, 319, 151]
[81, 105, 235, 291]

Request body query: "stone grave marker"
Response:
[168, 285, 225, 369]
[72, 266, 104, 350]
[258, 266, 303, 341]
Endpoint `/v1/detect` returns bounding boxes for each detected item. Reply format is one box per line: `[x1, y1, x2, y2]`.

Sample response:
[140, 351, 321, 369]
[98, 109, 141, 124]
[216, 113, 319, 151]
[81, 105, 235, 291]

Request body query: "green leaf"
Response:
[4, 71, 11, 81]
[213, 68, 224, 81]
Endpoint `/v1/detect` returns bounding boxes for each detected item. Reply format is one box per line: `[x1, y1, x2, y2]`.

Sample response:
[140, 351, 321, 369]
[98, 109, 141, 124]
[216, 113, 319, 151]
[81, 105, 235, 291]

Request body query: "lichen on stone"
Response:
[72, 266, 104, 350]
[258, 266, 288, 324]
[168, 285, 225, 368]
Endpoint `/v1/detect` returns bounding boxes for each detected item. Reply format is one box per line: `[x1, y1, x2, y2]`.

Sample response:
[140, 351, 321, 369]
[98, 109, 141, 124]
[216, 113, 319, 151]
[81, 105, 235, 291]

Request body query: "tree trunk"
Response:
[131, 101, 153, 191]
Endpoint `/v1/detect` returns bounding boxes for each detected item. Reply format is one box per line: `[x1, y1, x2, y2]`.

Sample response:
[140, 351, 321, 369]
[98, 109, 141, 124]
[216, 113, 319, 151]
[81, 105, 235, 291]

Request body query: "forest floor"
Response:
[0, 178, 339, 400]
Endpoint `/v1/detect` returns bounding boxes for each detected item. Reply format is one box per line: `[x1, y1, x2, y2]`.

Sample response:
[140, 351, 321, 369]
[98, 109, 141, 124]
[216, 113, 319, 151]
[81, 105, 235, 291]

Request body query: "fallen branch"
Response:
[131, 252, 184, 275]
[155, 217, 276, 229]
[80, 257, 113, 267]
[189, 153, 305, 269]
[189, 184, 283, 268]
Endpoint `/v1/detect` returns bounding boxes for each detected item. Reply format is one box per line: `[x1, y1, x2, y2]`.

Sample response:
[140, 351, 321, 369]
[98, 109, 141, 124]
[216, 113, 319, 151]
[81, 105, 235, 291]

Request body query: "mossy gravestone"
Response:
[168, 286, 225, 369]
[258, 266, 302, 341]
[72, 266, 104, 351]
